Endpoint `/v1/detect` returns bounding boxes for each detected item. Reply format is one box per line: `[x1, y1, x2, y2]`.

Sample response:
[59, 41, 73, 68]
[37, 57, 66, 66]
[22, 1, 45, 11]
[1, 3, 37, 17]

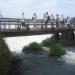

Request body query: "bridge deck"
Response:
[1, 28, 75, 37]
[0, 18, 75, 37]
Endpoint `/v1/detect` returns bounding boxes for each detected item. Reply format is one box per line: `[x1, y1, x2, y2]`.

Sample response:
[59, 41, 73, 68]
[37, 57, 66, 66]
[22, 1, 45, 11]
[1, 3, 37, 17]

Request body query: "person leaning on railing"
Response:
[56, 14, 60, 28]
[50, 14, 55, 28]
[20, 12, 26, 29]
[44, 12, 50, 28]
[32, 13, 37, 29]
[59, 15, 65, 28]
[65, 16, 71, 28]
[0, 15, 2, 30]
[70, 17, 75, 27]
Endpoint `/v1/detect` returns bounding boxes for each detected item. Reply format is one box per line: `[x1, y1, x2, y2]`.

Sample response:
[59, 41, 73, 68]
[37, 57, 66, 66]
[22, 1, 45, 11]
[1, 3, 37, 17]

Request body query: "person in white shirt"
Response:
[56, 14, 60, 28]
[44, 12, 50, 28]
[21, 12, 26, 29]
[50, 14, 55, 28]
[60, 15, 65, 28]
[32, 13, 37, 28]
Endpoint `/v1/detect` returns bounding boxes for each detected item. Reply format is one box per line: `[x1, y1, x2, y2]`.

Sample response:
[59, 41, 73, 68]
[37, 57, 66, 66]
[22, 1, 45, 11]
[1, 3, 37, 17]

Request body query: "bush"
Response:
[0, 33, 13, 75]
[22, 42, 43, 53]
[22, 46, 31, 53]
[48, 44, 66, 57]
[58, 38, 66, 46]
[41, 34, 68, 47]
[41, 38, 51, 47]
[41, 35, 66, 57]
[41, 37, 60, 47]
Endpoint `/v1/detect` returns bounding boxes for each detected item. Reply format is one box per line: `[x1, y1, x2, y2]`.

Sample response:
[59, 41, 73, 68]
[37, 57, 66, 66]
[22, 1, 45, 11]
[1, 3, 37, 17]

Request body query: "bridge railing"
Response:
[0, 18, 75, 32]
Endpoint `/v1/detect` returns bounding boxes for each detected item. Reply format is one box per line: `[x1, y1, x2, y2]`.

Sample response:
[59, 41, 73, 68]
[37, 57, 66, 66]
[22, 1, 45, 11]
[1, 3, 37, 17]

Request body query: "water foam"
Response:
[62, 51, 75, 65]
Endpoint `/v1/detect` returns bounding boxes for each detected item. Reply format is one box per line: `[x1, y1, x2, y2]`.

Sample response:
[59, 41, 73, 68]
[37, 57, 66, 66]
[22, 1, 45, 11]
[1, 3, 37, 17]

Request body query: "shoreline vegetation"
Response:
[0, 33, 20, 75]
[0, 33, 13, 75]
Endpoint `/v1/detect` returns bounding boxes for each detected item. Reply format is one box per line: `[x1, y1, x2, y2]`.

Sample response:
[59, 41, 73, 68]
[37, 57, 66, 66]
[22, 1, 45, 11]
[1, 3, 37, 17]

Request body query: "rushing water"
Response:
[9, 47, 75, 75]
[4, 35, 75, 75]
[4, 34, 52, 53]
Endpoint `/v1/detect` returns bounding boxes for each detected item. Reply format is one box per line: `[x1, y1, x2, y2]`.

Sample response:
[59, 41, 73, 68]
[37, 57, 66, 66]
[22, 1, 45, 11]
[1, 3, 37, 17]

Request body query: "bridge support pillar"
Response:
[61, 31, 74, 41]
[54, 33, 60, 39]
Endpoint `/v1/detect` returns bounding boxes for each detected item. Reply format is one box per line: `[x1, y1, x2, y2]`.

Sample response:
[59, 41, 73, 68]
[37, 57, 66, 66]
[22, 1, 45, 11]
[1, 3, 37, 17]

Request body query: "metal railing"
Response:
[0, 18, 75, 32]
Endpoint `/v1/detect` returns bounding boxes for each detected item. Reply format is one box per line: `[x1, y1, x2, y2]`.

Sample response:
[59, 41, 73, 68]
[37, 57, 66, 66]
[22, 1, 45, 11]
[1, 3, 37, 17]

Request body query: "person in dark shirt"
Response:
[44, 12, 50, 28]
[21, 12, 26, 29]
[50, 14, 55, 28]
[66, 16, 71, 28]
[56, 14, 60, 28]
[32, 13, 37, 29]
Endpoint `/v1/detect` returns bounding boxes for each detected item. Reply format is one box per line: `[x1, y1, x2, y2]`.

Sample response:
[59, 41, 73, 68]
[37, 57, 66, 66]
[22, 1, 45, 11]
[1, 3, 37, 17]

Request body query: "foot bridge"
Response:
[0, 18, 75, 37]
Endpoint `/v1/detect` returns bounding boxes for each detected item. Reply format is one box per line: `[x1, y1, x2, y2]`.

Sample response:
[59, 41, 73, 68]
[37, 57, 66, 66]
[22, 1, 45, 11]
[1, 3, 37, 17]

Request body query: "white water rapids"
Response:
[4, 35, 75, 66]
[62, 50, 75, 65]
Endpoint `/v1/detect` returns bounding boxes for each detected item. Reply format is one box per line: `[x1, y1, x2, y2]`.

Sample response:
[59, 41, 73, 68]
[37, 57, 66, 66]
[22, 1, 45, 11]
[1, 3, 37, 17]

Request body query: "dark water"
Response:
[10, 47, 75, 75]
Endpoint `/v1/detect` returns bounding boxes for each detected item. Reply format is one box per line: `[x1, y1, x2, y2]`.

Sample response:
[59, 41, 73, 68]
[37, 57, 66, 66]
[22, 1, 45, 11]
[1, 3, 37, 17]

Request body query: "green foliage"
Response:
[41, 38, 51, 47]
[41, 34, 68, 47]
[0, 33, 13, 75]
[22, 46, 31, 53]
[22, 42, 43, 53]
[41, 35, 66, 57]
[58, 38, 66, 46]
[48, 44, 66, 57]
[41, 37, 59, 47]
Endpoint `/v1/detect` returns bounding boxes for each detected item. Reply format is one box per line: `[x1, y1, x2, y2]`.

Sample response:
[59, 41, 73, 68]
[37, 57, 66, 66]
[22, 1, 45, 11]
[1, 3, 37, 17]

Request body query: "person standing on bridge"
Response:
[44, 12, 50, 28]
[60, 15, 65, 28]
[66, 16, 71, 28]
[56, 14, 60, 28]
[50, 14, 55, 28]
[21, 12, 26, 29]
[0, 13, 2, 30]
[32, 13, 37, 29]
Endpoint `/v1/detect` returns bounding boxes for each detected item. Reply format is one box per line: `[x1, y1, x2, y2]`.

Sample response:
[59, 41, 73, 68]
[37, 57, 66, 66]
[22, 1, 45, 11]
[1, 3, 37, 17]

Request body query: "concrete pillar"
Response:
[54, 33, 60, 39]
[8, 24, 11, 29]
[70, 31, 74, 41]
[61, 31, 74, 41]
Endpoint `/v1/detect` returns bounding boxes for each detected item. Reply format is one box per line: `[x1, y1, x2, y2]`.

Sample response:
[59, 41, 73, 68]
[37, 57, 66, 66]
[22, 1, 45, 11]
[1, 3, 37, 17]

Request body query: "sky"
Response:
[0, 0, 75, 18]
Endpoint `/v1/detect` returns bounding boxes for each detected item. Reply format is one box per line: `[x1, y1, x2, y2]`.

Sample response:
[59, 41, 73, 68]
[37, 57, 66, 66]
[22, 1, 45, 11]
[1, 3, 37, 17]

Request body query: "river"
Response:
[4, 35, 75, 75]
[8, 47, 75, 75]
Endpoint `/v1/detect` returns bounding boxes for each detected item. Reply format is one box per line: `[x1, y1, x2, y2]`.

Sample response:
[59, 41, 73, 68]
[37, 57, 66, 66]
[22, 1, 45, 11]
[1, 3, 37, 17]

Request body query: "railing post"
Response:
[15, 24, 17, 30]
[0, 23, 1, 30]
[8, 24, 11, 30]
[3, 23, 6, 30]
[26, 24, 30, 31]
[54, 33, 60, 39]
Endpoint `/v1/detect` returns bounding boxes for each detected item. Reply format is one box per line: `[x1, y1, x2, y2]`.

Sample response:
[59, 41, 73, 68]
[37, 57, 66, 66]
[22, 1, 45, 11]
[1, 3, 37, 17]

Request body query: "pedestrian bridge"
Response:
[0, 18, 75, 37]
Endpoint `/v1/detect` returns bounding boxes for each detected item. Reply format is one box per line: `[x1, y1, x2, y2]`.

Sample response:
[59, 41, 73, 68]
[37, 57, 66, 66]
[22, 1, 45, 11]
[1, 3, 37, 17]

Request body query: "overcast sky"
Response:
[0, 0, 75, 18]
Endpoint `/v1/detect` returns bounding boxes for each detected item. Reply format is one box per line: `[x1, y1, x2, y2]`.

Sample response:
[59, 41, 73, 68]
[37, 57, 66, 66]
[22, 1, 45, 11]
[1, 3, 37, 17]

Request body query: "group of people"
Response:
[21, 12, 72, 29]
